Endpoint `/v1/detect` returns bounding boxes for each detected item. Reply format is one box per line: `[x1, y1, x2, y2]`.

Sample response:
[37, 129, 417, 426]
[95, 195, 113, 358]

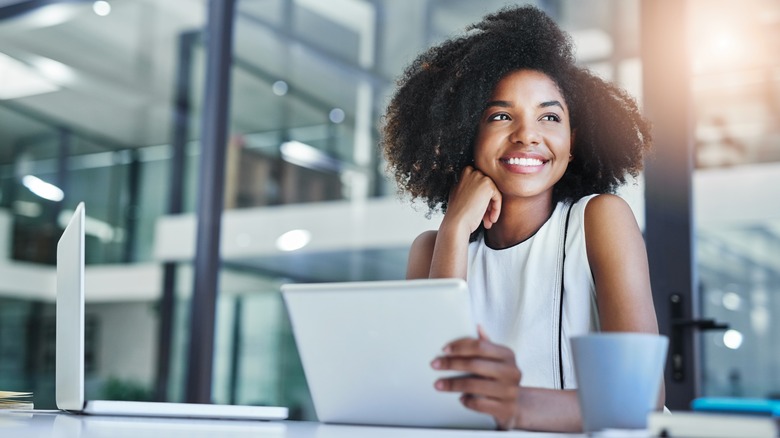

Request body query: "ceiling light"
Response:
[723, 329, 743, 350]
[721, 292, 741, 311]
[93, 1, 111, 16]
[0, 52, 59, 99]
[272, 80, 288, 96]
[276, 229, 311, 252]
[7, 3, 81, 29]
[280, 140, 342, 172]
[30, 56, 76, 85]
[329, 108, 345, 124]
[22, 175, 64, 202]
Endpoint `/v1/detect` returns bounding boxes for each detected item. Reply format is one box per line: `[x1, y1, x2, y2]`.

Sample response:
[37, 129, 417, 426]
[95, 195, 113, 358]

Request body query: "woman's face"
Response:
[473, 69, 572, 202]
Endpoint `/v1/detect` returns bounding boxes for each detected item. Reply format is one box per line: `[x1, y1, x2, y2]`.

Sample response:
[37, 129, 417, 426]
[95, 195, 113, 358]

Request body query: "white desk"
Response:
[0, 412, 607, 438]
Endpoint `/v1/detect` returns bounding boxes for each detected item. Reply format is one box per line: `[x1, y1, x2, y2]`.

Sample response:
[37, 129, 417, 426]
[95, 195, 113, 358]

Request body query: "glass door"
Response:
[691, 0, 780, 398]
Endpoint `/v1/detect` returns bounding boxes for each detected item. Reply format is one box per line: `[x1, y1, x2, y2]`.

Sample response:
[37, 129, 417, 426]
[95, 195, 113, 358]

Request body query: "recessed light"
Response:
[22, 175, 64, 202]
[93, 1, 111, 17]
[276, 229, 311, 252]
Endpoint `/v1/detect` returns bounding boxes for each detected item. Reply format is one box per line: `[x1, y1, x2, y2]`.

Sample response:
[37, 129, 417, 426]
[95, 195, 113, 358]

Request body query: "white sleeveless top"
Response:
[467, 194, 600, 390]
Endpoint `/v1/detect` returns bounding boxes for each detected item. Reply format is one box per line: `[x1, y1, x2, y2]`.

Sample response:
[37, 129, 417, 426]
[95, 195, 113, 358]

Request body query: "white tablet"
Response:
[281, 278, 495, 429]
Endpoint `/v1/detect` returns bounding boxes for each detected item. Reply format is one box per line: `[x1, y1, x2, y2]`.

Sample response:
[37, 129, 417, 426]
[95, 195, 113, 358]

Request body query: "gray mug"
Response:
[571, 333, 668, 433]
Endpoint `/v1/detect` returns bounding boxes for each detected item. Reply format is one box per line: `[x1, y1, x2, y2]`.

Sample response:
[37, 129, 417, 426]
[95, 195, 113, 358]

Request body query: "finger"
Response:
[449, 166, 474, 203]
[444, 337, 515, 362]
[489, 190, 501, 224]
[482, 210, 494, 229]
[481, 188, 501, 229]
[459, 165, 477, 182]
[435, 376, 519, 401]
[477, 325, 490, 341]
[431, 357, 521, 382]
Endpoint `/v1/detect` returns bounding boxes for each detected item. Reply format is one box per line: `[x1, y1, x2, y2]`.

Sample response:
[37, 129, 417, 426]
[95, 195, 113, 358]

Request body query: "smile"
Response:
[503, 157, 545, 166]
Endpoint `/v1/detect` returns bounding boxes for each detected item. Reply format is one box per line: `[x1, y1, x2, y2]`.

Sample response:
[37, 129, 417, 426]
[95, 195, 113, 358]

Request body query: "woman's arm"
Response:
[584, 193, 665, 407]
[433, 329, 584, 431]
[433, 194, 664, 432]
[407, 166, 502, 280]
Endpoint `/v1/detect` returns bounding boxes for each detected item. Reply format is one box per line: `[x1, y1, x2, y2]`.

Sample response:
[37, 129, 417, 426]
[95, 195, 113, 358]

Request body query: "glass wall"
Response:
[0, 0, 206, 264]
[691, 0, 780, 398]
[0, 0, 208, 408]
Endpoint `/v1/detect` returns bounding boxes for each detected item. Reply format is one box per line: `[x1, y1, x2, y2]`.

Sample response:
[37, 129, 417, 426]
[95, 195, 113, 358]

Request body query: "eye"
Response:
[541, 114, 561, 122]
[487, 113, 511, 122]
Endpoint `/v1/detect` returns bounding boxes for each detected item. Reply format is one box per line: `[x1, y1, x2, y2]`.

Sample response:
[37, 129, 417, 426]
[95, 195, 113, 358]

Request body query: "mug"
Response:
[571, 333, 668, 433]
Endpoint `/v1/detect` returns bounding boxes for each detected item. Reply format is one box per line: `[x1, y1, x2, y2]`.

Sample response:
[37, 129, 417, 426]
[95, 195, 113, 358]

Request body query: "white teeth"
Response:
[506, 157, 543, 166]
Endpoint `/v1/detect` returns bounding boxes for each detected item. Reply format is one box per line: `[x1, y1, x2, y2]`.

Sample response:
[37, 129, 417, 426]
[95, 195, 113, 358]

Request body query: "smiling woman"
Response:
[382, 5, 659, 433]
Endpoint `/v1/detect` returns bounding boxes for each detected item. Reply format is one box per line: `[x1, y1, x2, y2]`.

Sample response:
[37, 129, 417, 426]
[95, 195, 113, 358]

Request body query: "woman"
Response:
[381, 5, 662, 432]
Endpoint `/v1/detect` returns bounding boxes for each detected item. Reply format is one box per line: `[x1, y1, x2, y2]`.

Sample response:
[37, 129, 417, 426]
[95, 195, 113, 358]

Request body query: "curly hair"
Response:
[381, 5, 651, 213]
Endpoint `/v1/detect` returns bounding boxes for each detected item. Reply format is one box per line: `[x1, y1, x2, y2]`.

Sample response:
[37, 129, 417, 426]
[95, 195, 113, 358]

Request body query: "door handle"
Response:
[669, 293, 729, 381]
[672, 318, 729, 330]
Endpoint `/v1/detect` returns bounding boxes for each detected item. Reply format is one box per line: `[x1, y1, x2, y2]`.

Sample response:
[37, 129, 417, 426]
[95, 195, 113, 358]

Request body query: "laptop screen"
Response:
[56, 202, 86, 411]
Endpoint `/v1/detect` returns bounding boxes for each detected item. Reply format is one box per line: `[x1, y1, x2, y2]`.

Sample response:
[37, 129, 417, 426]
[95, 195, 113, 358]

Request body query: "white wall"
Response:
[694, 161, 780, 227]
[91, 301, 159, 387]
[154, 197, 442, 261]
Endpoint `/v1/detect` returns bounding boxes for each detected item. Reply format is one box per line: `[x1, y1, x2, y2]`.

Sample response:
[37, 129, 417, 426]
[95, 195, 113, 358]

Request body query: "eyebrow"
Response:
[484, 100, 566, 113]
[540, 100, 565, 112]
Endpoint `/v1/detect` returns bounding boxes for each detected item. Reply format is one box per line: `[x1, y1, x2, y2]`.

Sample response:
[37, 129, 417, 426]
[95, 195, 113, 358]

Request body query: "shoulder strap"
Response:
[557, 202, 574, 390]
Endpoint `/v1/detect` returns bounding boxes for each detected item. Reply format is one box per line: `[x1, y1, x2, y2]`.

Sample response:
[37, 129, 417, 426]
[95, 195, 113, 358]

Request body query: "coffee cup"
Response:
[571, 333, 668, 433]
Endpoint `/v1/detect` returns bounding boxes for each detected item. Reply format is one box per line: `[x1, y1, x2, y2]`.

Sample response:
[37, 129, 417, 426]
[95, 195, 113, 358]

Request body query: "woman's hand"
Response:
[443, 166, 502, 236]
[431, 326, 522, 430]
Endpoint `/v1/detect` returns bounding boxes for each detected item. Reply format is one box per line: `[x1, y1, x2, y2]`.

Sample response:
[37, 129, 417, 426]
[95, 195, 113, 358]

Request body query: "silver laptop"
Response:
[56, 202, 288, 420]
[281, 279, 495, 429]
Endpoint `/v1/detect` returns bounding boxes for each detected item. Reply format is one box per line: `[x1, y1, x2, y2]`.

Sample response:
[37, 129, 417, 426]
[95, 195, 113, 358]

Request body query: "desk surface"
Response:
[0, 411, 653, 438]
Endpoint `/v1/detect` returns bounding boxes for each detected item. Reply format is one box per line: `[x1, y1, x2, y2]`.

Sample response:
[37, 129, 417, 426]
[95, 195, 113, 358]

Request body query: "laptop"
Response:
[56, 202, 288, 420]
[281, 279, 496, 429]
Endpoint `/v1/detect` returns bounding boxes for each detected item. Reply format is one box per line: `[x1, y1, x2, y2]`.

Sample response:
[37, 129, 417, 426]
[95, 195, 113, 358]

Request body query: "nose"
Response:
[508, 119, 540, 145]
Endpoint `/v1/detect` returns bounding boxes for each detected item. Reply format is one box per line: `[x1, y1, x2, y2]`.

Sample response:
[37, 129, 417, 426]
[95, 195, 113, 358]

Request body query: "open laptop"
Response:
[281, 279, 495, 429]
[56, 202, 288, 420]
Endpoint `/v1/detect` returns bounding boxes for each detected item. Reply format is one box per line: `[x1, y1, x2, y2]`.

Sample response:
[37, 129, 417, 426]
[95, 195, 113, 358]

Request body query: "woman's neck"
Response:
[484, 194, 555, 249]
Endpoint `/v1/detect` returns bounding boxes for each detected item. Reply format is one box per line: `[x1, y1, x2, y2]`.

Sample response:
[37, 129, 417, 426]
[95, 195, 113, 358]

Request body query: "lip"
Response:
[498, 153, 549, 174]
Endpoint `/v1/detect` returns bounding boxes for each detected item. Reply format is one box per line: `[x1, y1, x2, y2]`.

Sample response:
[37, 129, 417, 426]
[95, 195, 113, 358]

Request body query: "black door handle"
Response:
[672, 318, 729, 330]
[669, 293, 729, 381]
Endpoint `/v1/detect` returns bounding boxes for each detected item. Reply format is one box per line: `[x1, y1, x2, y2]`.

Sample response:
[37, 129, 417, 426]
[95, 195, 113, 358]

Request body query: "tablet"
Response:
[281, 278, 495, 429]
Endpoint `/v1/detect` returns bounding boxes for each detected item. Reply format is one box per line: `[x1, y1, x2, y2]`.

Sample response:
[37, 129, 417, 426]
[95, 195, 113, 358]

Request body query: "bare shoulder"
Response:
[583, 194, 655, 332]
[583, 193, 646, 283]
[583, 193, 637, 226]
[411, 229, 439, 250]
[406, 230, 438, 279]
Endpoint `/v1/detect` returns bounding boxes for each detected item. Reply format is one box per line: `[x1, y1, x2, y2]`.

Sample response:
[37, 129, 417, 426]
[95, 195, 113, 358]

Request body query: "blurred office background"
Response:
[0, 0, 778, 417]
